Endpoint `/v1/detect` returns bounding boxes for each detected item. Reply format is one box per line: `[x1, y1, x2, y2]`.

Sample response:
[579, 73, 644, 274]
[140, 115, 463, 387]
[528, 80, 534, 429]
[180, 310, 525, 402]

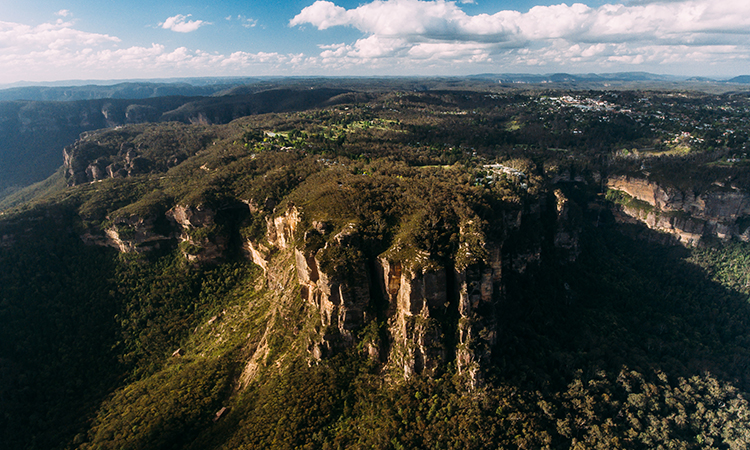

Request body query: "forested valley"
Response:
[1, 85, 750, 449]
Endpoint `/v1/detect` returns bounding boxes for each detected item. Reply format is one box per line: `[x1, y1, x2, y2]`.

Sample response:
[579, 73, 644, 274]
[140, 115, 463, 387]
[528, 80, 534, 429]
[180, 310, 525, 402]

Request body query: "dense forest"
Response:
[1, 85, 750, 449]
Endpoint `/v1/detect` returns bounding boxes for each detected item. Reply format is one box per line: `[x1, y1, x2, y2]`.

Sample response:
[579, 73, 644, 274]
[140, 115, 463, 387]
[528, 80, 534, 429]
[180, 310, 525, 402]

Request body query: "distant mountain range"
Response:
[472, 72, 750, 85]
[0, 80, 248, 102]
[2, 73, 749, 102]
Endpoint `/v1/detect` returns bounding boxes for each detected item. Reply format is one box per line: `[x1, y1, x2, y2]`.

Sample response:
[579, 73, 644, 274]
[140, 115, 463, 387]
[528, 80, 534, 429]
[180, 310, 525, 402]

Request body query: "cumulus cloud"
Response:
[55, 10, 72, 17]
[293, 0, 750, 42]
[2, 1, 748, 83]
[0, 19, 120, 51]
[160, 14, 210, 33]
[290, 0, 750, 72]
[0, 18, 307, 83]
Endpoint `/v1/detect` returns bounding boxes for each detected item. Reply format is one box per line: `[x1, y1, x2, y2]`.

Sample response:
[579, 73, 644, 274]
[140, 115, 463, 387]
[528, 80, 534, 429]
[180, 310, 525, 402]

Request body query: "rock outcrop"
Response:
[553, 189, 582, 262]
[607, 176, 750, 245]
[79, 204, 231, 260]
[266, 205, 299, 250]
[244, 240, 273, 272]
[81, 214, 172, 253]
[61, 123, 218, 186]
[453, 243, 504, 381]
[294, 222, 371, 355]
[241, 201, 563, 383]
[296, 246, 370, 353]
[71, 178, 578, 383]
[63, 140, 155, 186]
[377, 257, 450, 377]
[167, 205, 227, 263]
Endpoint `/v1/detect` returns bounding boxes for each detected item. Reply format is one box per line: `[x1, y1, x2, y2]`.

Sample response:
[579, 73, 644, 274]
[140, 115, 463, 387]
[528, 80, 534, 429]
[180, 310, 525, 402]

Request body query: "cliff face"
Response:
[64, 141, 154, 186]
[75, 181, 577, 382]
[607, 176, 750, 245]
[61, 123, 222, 186]
[553, 189, 582, 262]
[293, 220, 371, 356]
[379, 257, 449, 376]
[80, 204, 230, 264]
[167, 205, 228, 264]
[81, 214, 173, 253]
[240, 197, 574, 382]
[0, 97, 204, 195]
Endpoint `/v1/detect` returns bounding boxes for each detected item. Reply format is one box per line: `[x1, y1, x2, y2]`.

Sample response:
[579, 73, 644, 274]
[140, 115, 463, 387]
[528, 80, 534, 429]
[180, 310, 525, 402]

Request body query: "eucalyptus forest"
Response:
[1, 80, 750, 449]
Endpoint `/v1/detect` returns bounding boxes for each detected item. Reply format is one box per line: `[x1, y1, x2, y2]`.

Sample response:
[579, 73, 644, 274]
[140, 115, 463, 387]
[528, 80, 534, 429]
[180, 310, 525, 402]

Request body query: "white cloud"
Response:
[290, 0, 750, 73]
[624, 0, 686, 4]
[160, 14, 210, 33]
[224, 15, 259, 29]
[0, 20, 120, 51]
[222, 51, 298, 67]
[2, 1, 749, 84]
[290, 2, 349, 30]
[242, 18, 259, 28]
[0, 18, 310, 83]
[55, 10, 72, 17]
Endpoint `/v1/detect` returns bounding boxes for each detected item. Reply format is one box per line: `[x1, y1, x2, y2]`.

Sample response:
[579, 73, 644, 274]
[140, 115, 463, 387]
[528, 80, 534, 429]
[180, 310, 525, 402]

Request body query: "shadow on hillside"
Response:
[0, 209, 123, 450]
[494, 206, 750, 395]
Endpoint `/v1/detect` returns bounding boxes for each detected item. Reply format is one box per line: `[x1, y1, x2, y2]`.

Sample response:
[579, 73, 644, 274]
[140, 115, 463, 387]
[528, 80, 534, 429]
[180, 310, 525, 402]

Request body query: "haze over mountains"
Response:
[2, 73, 750, 102]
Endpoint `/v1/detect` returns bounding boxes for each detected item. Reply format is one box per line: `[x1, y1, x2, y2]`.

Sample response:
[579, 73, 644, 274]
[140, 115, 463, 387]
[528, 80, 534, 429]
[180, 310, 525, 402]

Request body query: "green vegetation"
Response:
[605, 188, 655, 214]
[1, 86, 750, 450]
[690, 242, 750, 295]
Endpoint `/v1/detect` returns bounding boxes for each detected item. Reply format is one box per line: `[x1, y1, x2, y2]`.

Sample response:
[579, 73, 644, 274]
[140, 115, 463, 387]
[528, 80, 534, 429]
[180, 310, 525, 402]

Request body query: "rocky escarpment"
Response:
[0, 97, 211, 195]
[81, 214, 173, 253]
[242, 196, 576, 383]
[246, 206, 370, 353]
[70, 168, 580, 384]
[167, 205, 228, 264]
[552, 189, 582, 262]
[290, 218, 497, 378]
[64, 141, 154, 185]
[62, 124, 220, 186]
[80, 203, 233, 264]
[607, 176, 750, 245]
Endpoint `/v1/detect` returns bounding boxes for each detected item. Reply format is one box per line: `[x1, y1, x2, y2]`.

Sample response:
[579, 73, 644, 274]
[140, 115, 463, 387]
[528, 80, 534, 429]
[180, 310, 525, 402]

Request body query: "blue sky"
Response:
[1, 0, 748, 84]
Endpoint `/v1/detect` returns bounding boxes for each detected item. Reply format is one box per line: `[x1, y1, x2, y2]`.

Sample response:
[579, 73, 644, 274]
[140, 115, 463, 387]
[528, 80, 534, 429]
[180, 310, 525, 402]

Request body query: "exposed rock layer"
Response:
[80, 215, 172, 253]
[607, 176, 750, 245]
[167, 205, 227, 264]
[74, 184, 582, 381]
[251, 202, 556, 382]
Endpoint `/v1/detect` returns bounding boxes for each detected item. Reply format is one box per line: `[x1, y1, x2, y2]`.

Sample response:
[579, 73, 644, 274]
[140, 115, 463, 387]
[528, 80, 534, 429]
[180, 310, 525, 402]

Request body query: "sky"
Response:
[1, 0, 749, 85]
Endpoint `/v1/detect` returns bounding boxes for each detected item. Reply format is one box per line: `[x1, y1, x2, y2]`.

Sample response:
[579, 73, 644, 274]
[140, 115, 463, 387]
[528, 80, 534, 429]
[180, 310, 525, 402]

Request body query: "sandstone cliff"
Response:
[79, 203, 229, 264]
[67, 192, 579, 386]
[553, 189, 582, 262]
[236, 195, 578, 383]
[167, 205, 228, 263]
[606, 175, 750, 245]
[80, 214, 173, 253]
[62, 123, 220, 186]
[70, 174, 580, 383]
